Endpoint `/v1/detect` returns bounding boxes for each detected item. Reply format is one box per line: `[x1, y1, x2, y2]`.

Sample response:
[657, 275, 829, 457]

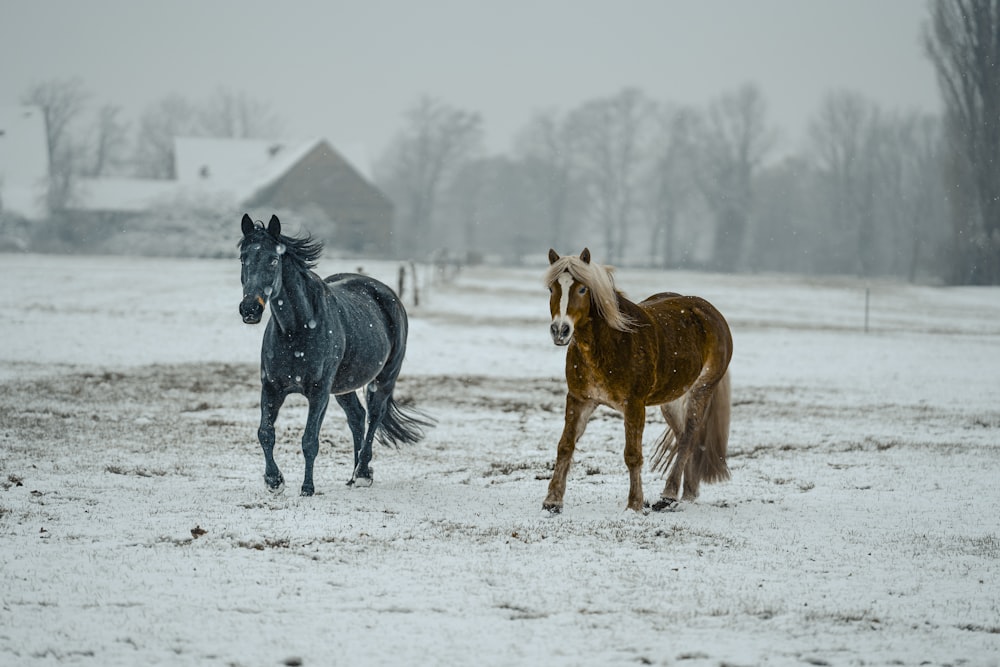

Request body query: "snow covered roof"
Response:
[174, 137, 321, 202]
[0, 106, 50, 221]
[72, 178, 182, 213]
[68, 136, 377, 215]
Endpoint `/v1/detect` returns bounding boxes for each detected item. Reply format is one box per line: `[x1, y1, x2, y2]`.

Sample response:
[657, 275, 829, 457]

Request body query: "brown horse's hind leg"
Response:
[543, 394, 596, 512]
[653, 401, 684, 511]
[654, 383, 711, 511]
[682, 455, 701, 500]
[655, 370, 731, 509]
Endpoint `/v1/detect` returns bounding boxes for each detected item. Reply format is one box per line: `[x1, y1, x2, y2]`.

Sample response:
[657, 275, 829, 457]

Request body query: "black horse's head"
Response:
[238, 214, 284, 324]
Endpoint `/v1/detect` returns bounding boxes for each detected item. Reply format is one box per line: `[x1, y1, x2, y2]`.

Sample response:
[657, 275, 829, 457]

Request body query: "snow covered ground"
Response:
[1, 252, 998, 666]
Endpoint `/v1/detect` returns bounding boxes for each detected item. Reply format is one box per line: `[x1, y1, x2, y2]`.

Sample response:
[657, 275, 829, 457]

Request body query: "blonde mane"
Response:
[545, 254, 636, 332]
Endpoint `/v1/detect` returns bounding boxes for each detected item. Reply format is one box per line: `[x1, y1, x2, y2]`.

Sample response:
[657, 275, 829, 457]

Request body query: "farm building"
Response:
[74, 137, 394, 254]
[0, 108, 394, 255]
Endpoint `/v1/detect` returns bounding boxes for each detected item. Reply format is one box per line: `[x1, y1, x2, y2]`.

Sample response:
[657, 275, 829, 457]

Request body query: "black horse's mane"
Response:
[240, 224, 324, 270]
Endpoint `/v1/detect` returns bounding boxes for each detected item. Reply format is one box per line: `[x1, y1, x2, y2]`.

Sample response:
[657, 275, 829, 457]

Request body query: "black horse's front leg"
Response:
[258, 382, 285, 493]
[300, 390, 331, 496]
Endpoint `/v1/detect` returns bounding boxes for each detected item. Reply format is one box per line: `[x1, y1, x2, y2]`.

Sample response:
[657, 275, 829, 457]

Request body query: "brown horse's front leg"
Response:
[622, 401, 647, 512]
[543, 394, 596, 513]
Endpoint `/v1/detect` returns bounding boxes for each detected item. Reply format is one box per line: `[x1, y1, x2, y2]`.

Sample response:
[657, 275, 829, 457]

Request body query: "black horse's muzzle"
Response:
[240, 295, 266, 324]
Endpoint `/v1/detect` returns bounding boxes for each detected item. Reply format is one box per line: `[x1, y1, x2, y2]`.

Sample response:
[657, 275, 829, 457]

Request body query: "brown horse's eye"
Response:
[577, 286, 588, 295]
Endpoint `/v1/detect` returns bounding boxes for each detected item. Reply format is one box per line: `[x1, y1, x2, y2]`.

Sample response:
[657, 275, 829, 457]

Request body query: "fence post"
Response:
[864, 285, 870, 333]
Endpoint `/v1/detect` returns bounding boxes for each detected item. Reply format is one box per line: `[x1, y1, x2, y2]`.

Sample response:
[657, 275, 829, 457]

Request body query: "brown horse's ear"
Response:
[241, 213, 254, 237]
[267, 214, 281, 237]
[580, 248, 591, 264]
[548, 249, 560, 264]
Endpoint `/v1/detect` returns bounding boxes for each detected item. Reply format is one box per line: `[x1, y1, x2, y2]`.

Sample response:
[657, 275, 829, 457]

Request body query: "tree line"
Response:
[10, 1, 999, 284]
[376, 1, 999, 285]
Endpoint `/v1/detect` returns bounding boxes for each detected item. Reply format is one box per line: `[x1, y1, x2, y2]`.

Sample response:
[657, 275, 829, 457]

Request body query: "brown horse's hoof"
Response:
[651, 497, 681, 512]
[542, 502, 562, 514]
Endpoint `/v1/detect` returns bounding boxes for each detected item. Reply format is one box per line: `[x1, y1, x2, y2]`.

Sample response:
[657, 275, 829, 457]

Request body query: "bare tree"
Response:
[87, 104, 130, 177]
[199, 86, 282, 139]
[20, 78, 89, 210]
[875, 112, 947, 281]
[514, 109, 578, 251]
[695, 84, 776, 271]
[924, 0, 1000, 284]
[808, 90, 883, 275]
[442, 156, 543, 262]
[133, 95, 199, 179]
[568, 87, 655, 264]
[443, 157, 487, 253]
[376, 96, 482, 256]
[645, 105, 698, 267]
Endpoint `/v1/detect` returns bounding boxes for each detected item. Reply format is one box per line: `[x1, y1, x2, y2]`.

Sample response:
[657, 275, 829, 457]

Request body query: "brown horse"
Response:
[543, 248, 733, 512]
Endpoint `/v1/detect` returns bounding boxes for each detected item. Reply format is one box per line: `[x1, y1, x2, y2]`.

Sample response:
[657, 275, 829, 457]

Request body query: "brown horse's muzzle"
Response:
[550, 319, 573, 346]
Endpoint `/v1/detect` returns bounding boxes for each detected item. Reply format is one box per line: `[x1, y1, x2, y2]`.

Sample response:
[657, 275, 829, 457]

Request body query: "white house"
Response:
[0, 106, 50, 221]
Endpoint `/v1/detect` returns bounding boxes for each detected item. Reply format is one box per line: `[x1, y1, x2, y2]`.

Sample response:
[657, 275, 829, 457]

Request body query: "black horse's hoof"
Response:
[300, 486, 315, 497]
[347, 475, 373, 488]
[265, 474, 285, 494]
[651, 497, 680, 512]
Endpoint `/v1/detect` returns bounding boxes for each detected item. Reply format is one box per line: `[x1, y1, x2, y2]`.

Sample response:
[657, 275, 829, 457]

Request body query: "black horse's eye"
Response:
[270, 258, 279, 266]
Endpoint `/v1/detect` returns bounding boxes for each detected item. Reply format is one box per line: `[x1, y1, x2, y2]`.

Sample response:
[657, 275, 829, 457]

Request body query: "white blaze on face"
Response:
[550, 271, 576, 343]
[557, 272, 574, 319]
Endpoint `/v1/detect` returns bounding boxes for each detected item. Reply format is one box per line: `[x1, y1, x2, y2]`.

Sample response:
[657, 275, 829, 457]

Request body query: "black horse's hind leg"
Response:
[335, 392, 369, 486]
[355, 382, 393, 485]
[258, 383, 286, 493]
[300, 390, 331, 496]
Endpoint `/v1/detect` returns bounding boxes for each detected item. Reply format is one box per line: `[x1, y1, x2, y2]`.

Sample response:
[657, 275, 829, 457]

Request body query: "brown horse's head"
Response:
[545, 248, 635, 345]
[547, 248, 592, 345]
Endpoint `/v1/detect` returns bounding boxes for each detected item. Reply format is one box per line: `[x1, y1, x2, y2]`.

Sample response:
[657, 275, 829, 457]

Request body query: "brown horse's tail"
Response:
[694, 370, 731, 484]
[650, 370, 731, 485]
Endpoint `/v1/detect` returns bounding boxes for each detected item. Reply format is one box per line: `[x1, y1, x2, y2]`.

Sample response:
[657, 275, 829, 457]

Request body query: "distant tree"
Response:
[132, 89, 283, 180]
[749, 157, 823, 274]
[87, 104, 130, 177]
[133, 95, 199, 179]
[875, 112, 948, 281]
[568, 87, 656, 264]
[514, 110, 579, 251]
[924, 0, 1000, 284]
[443, 157, 488, 253]
[376, 96, 483, 256]
[199, 86, 283, 139]
[695, 84, 776, 271]
[20, 78, 90, 210]
[442, 156, 542, 262]
[808, 91, 883, 275]
[644, 105, 698, 267]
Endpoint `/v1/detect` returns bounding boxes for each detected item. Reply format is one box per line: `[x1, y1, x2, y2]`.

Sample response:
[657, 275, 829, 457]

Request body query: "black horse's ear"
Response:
[267, 215, 281, 237]
[241, 213, 254, 237]
[548, 249, 560, 264]
[580, 248, 591, 264]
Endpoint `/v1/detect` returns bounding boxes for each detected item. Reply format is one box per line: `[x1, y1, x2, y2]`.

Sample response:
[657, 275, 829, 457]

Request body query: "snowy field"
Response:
[1, 252, 999, 666]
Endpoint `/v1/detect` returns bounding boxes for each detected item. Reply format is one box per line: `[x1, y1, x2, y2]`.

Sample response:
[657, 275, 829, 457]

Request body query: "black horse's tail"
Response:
[365, 277, 435, 447]
[376, 395, 435, 447]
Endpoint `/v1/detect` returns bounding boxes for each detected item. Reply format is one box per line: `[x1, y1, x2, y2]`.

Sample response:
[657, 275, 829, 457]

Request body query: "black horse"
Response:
[238, 214, 431, 495]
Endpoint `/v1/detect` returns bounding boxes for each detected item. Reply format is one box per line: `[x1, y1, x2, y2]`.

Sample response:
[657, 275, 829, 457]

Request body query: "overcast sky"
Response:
[1, 0, 940, 164]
